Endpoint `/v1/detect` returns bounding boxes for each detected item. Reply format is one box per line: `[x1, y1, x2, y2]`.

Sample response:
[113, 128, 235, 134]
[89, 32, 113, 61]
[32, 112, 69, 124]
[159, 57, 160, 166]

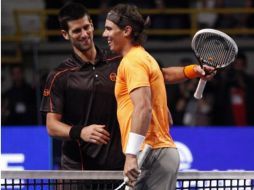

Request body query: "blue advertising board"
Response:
[1, 126, 254, 171]
[171, 127, 254, 171]
[1, 126, 51, 170]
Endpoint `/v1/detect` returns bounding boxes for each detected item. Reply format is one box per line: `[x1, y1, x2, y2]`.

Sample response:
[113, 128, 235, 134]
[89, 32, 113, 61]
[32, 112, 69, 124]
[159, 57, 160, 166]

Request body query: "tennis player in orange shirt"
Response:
[103, 4, 215, 190]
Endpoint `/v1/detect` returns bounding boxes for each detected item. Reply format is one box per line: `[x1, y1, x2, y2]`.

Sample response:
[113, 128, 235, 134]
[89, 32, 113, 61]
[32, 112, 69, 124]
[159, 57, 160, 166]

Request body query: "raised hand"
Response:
[194, 65, 217, 80]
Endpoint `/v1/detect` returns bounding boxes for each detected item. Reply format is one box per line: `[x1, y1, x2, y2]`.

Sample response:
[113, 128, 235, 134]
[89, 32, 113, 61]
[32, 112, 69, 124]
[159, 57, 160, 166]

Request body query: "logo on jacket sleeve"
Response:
[109, 72, 117, 81]
[43, 89, 50, 96]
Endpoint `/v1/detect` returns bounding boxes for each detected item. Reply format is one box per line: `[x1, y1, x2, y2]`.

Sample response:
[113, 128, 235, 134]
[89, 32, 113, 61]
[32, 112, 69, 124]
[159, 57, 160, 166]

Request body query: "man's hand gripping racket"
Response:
[114, 144, 152, 190]
[192, 29, 238, 99]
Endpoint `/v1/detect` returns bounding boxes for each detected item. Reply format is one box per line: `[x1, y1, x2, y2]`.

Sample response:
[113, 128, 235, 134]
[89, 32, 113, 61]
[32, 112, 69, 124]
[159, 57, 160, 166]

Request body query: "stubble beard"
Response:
[73, 37, 93, 52]
[75, 41, 92, 52]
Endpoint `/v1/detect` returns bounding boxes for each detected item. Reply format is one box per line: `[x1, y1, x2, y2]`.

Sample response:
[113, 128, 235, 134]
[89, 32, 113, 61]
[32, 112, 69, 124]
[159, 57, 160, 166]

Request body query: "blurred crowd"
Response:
[167, 52, 254, 127]
[45, 0, 254, 41]
[2, 52, 254, 127]
[1, 65, 42, 126]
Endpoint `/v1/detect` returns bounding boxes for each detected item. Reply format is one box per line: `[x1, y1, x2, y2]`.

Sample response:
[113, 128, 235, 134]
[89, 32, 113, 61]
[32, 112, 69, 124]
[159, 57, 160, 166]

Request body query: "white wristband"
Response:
[125, 132, 145, 155]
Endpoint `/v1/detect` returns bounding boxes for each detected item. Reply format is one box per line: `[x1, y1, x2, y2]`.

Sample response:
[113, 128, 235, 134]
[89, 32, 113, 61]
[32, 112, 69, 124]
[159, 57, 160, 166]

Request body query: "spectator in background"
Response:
[45, 0, 65, 41]
[106, 0, 191, 40]
[166, 58, 194, 126]
[151, 0, 191, 39]
[246, 0, 254, 37]
[1, 65, 37, 126]
[215, 0, 252, 30]
[196, 0, 219, 28]
[212, 52, 254, 126]
[183, 90, 214, 126]
[167, 57, 214, 126]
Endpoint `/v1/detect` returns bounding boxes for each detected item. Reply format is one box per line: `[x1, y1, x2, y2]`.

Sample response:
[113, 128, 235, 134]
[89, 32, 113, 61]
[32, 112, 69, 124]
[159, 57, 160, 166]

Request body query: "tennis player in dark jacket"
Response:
[40, 2, 125, 170]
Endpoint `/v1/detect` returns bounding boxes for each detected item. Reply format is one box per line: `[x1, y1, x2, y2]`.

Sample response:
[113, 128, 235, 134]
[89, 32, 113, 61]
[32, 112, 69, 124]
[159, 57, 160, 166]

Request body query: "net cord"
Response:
[2, 171, 254, 180]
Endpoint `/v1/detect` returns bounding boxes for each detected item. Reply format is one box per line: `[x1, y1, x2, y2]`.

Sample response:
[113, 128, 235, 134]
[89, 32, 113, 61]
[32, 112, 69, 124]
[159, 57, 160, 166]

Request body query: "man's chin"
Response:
[110, 47, 117, 53]
[80, 45, 92, 52]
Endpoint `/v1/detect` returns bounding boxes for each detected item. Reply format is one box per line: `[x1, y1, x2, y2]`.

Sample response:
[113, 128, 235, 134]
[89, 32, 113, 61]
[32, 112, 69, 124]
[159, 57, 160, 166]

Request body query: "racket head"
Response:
[191, 28, 238, 69]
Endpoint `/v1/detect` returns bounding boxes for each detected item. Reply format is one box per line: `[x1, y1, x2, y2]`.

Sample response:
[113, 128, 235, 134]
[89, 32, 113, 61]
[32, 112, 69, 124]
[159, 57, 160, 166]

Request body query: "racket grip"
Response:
[194, 78, 207, 99]
[124, 144, 152, 190]
[137, 144, 152, 166]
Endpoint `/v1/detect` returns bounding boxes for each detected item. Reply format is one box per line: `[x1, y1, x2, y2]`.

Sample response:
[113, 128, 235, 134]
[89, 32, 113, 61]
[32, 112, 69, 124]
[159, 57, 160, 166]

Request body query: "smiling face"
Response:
[61, 15, 94, 53]
[103, 19, 130, 54]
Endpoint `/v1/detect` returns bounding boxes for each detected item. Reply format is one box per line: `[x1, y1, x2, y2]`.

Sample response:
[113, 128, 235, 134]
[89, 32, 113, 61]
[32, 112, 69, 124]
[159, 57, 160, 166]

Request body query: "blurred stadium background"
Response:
[1, 0, 254, 189]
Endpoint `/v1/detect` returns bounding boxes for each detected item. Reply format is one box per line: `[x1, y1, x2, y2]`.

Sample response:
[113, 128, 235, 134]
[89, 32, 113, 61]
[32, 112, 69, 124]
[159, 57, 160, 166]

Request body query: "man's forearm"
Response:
[131, 105, 152, 135]
[127, 87, 152, 155]
[46, 113, 72, 140]
[125, 105, 151, 155]
[162, 67, 188, 84]
[162, 65, 216, 84]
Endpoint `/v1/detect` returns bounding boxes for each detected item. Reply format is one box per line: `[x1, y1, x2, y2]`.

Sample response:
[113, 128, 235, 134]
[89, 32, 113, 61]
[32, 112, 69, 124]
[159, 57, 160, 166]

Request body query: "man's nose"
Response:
[81, 29, 89, 37]
[102, 30, 107, 37]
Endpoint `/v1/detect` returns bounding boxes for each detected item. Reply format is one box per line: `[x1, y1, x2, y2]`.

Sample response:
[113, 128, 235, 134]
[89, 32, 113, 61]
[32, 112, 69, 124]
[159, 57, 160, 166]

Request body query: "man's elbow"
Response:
[162, 68, 169, 82]
[46, 125, 55, 137]
[46, 120, 59, 137]
[162, 68, 174, 84]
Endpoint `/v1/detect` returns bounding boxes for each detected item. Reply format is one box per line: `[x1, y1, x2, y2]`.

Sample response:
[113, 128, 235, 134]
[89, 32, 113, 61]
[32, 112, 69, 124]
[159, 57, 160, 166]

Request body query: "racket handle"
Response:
[124, 177, 131, 190]
[137, 144, 152, 166]
[194, 78, 207, 99]
[124, 144, 152, 190]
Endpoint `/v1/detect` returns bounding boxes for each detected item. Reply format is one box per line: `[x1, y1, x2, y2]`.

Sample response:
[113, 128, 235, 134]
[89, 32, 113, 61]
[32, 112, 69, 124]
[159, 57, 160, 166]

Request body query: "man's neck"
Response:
[122, 42, 135, 56]
[74, 46, 97, 64]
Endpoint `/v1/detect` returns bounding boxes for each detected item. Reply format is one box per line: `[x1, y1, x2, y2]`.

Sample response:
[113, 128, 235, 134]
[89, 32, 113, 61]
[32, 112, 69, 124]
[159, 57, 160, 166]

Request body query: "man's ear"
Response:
[90, 19, 94, 31]
[123, 25, 132, 37]
[61, 30, 69, 40]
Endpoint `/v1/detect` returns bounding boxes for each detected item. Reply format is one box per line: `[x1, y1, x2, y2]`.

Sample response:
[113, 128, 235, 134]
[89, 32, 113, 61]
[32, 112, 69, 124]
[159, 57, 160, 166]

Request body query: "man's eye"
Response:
[83, 25, 90, 30]
[73, 29, 81, 33]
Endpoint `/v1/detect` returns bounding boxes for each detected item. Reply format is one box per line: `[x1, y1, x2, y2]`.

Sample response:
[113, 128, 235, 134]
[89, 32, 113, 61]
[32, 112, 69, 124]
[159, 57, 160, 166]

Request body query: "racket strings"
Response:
[197, 34, 225, 66]
[195, 33, 219, 66]
[194, 33, 237, 68]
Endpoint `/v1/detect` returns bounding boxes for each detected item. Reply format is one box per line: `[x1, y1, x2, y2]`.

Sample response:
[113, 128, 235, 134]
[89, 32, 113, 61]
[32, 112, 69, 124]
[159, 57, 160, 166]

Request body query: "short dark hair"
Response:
[58, 2, 91, 31]
[107, 4, 150, 45]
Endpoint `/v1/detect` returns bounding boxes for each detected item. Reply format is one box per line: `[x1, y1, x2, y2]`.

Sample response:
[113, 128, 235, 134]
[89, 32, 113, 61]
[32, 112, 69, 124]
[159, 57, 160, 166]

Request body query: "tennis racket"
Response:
[191, 28, 238, 99]
[114, 144, 152, 190]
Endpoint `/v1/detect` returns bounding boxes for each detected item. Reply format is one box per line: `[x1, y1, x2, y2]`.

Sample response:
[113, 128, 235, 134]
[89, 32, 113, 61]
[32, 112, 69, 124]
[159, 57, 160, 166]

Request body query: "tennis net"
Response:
[1, 170, 254, 190]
